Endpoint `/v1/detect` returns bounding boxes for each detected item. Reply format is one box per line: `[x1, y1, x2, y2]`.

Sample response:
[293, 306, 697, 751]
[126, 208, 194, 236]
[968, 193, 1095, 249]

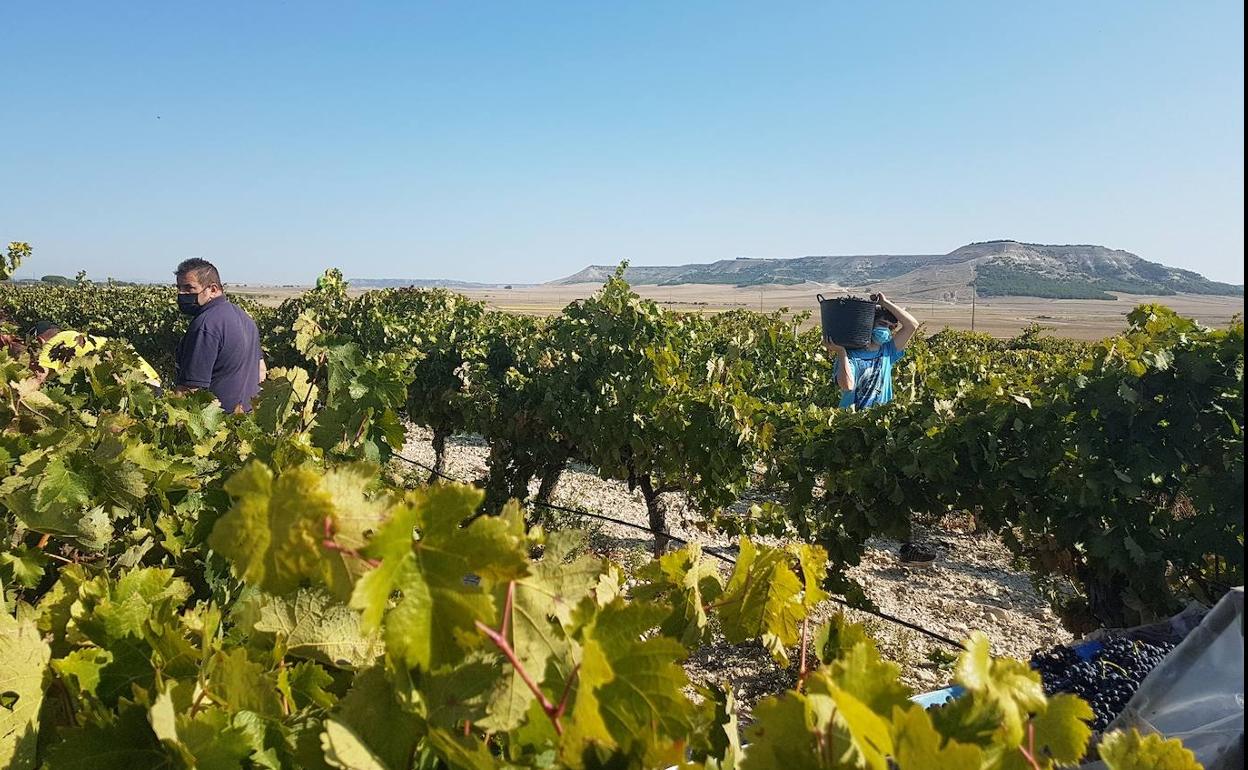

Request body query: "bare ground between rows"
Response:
[396, 426, 1072, 718]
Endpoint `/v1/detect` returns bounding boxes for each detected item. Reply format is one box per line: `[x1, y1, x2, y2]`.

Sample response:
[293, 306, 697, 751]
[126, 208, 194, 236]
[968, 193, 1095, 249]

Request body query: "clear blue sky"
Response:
[2, 1, 1243, 284]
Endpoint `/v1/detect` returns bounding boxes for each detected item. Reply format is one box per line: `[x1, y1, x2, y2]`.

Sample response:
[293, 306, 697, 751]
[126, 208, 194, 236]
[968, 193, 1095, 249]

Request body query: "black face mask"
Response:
[178, 293, 203, 316]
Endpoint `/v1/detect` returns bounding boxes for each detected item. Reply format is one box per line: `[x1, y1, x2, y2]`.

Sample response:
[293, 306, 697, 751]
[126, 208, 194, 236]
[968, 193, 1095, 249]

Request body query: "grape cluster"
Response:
[1029, 636, 1176, 731]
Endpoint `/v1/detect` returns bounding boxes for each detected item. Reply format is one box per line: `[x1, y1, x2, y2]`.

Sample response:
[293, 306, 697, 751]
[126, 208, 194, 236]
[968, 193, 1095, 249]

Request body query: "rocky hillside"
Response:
[554, 241, 1243, 299]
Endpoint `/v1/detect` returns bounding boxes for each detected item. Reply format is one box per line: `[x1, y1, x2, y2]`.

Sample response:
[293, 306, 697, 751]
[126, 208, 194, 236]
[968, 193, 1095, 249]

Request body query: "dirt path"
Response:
[397, 427, 1071, 715]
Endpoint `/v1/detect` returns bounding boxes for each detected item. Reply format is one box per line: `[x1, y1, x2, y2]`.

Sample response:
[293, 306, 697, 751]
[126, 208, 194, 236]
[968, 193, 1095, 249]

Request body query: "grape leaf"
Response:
[427, 727, 503, 770]
[350, 485, 528, 671]
[208, 648, 283, 717]
[1097, 729, 1202, 770]
[560, 600, 694, 765]
[1030, 693, 1093, 765]
[955, 632, 1046, 744]
[208, 462, 345, 596]
[254, 588, 382, 669]
[42, 701, 171, 769]
[322, 667, 422, 770]
[0, 613, 51, 770]
[149, 689, 254, 770]
[740, 691, 827, 769]
[827, 641, 913, 715]
[891, 704, 984, 770]
[480, 528, 607, 731]
[280, 660, 337, 710]
[717, 538, 806, 665]
[632, 543, 724, 647]
[805, 673, 895, 770]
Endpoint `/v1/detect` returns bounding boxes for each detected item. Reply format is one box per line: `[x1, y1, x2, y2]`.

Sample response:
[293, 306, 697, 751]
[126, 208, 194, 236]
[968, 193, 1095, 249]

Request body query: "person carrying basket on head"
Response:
[823, 292, 918, 410]
[823, 293, 935, 566]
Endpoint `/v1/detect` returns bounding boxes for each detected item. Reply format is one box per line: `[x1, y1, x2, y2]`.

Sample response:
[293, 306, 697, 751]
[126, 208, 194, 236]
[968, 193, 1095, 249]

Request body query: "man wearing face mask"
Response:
[824, 293, 935, 566]
[823, 292, 918, 410]
[173, 258, 265, 413]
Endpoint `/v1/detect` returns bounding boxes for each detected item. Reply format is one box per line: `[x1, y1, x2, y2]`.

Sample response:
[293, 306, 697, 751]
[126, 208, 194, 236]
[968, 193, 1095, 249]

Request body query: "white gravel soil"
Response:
[397, 427, 1072, 718]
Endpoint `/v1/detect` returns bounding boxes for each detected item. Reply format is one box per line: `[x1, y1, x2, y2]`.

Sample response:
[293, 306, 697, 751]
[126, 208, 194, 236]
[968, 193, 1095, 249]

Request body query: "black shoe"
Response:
[899, 542, 937, 567]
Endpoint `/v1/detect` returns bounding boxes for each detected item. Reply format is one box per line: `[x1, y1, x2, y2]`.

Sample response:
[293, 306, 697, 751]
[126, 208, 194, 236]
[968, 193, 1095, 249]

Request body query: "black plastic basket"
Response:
[817, 294, 876, 348]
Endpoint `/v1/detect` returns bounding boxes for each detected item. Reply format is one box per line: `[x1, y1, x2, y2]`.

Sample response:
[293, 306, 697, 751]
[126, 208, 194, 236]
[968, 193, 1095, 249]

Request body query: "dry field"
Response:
[239, 281, 1244, 341]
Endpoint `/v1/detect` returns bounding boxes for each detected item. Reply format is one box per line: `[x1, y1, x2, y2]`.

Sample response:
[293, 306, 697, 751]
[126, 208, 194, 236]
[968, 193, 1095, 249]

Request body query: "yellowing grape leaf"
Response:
[891, 704, 984, 770]
[208, 462, 340, 595]
[1030, 693, 1093, 765]
[827, 641, 913, 715]
[717, 538, 806, 665]
[254, 588, 382, 670]
[1097, 729, 1202, 770]
[0, 613, 51, 770]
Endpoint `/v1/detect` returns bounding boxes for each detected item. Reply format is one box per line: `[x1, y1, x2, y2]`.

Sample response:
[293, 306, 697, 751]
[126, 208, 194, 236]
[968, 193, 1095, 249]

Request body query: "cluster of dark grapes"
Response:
[1029, 636, 1176, 731]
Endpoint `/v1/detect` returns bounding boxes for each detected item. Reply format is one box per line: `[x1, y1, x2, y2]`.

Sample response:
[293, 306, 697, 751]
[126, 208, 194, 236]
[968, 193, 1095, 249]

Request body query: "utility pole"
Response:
[970, 275, 977, 332]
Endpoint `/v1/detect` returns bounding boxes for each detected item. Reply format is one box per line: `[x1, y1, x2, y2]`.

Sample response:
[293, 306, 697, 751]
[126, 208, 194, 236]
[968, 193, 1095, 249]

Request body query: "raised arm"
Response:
[825, 338, 855, 392]
[873, 292, 919, 351]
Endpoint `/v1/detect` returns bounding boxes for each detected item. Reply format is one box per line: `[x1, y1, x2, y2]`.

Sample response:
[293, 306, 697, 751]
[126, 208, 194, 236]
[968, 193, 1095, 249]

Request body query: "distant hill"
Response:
[347, 278, 534, 289]
[552, 241, 1244, 299]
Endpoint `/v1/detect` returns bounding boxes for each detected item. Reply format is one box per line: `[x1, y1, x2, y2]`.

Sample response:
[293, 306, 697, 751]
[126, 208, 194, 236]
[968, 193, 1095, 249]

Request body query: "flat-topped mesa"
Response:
[550, 241, 1244, 298]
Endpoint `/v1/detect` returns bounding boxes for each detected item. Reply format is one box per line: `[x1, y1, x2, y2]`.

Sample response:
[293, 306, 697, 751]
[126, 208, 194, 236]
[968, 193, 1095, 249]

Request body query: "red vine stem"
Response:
[475, 580, 571, 735]
[1017, 721, 1043, 770]
[798, 618, 810, 689]
[321, 517, 380, 567]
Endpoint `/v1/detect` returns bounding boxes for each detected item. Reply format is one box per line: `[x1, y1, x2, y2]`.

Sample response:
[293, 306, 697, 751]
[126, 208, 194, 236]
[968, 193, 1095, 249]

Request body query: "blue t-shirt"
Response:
[834, 340, 905, 410]
[175, 296, 263, 413]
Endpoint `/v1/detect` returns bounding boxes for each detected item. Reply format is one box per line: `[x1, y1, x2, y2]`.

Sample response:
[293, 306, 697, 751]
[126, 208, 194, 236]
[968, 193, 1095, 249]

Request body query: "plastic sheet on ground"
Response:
[1081, 587, 1244, 769]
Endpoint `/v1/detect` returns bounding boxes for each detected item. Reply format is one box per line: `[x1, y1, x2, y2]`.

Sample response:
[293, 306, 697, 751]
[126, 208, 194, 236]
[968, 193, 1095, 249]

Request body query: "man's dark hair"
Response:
[175, 258, 222, 289]
[28, 320, 59, 338]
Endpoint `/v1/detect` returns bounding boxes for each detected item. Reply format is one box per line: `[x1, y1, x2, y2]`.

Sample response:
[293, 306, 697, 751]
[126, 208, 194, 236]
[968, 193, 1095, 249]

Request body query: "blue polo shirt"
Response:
[175, 296, 263, 413]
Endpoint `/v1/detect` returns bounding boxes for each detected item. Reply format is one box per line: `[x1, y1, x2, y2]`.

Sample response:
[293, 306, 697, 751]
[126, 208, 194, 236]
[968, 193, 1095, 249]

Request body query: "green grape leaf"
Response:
[955, 632, 1046, 744]
[0, 548, 48, 589]
[51, 648, 112, 700]
[254, 588, 382, 670]
[560, 600, 694, 764]
[280, 661, 337, 710]
[75, 567, 191, 643]
[208, 648, 283, 717]
[321, 719, 391, 770]
[322, 667, 422, 770]
[717, 538, 805, 665]
[418, 654, 497, 729]
[827, 640, 913, 715]
[813, 613, 873, 666]
[149, 689, 254, 770]
[0, 613, 51, 770]
[480, 528, 604, 732]
[891, 704, 984, 770]
[1097, 729, 1202, 770]
[350, 485, 528, 671]
[42, 701, 170, 769]
[427, 727, 503, 770]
